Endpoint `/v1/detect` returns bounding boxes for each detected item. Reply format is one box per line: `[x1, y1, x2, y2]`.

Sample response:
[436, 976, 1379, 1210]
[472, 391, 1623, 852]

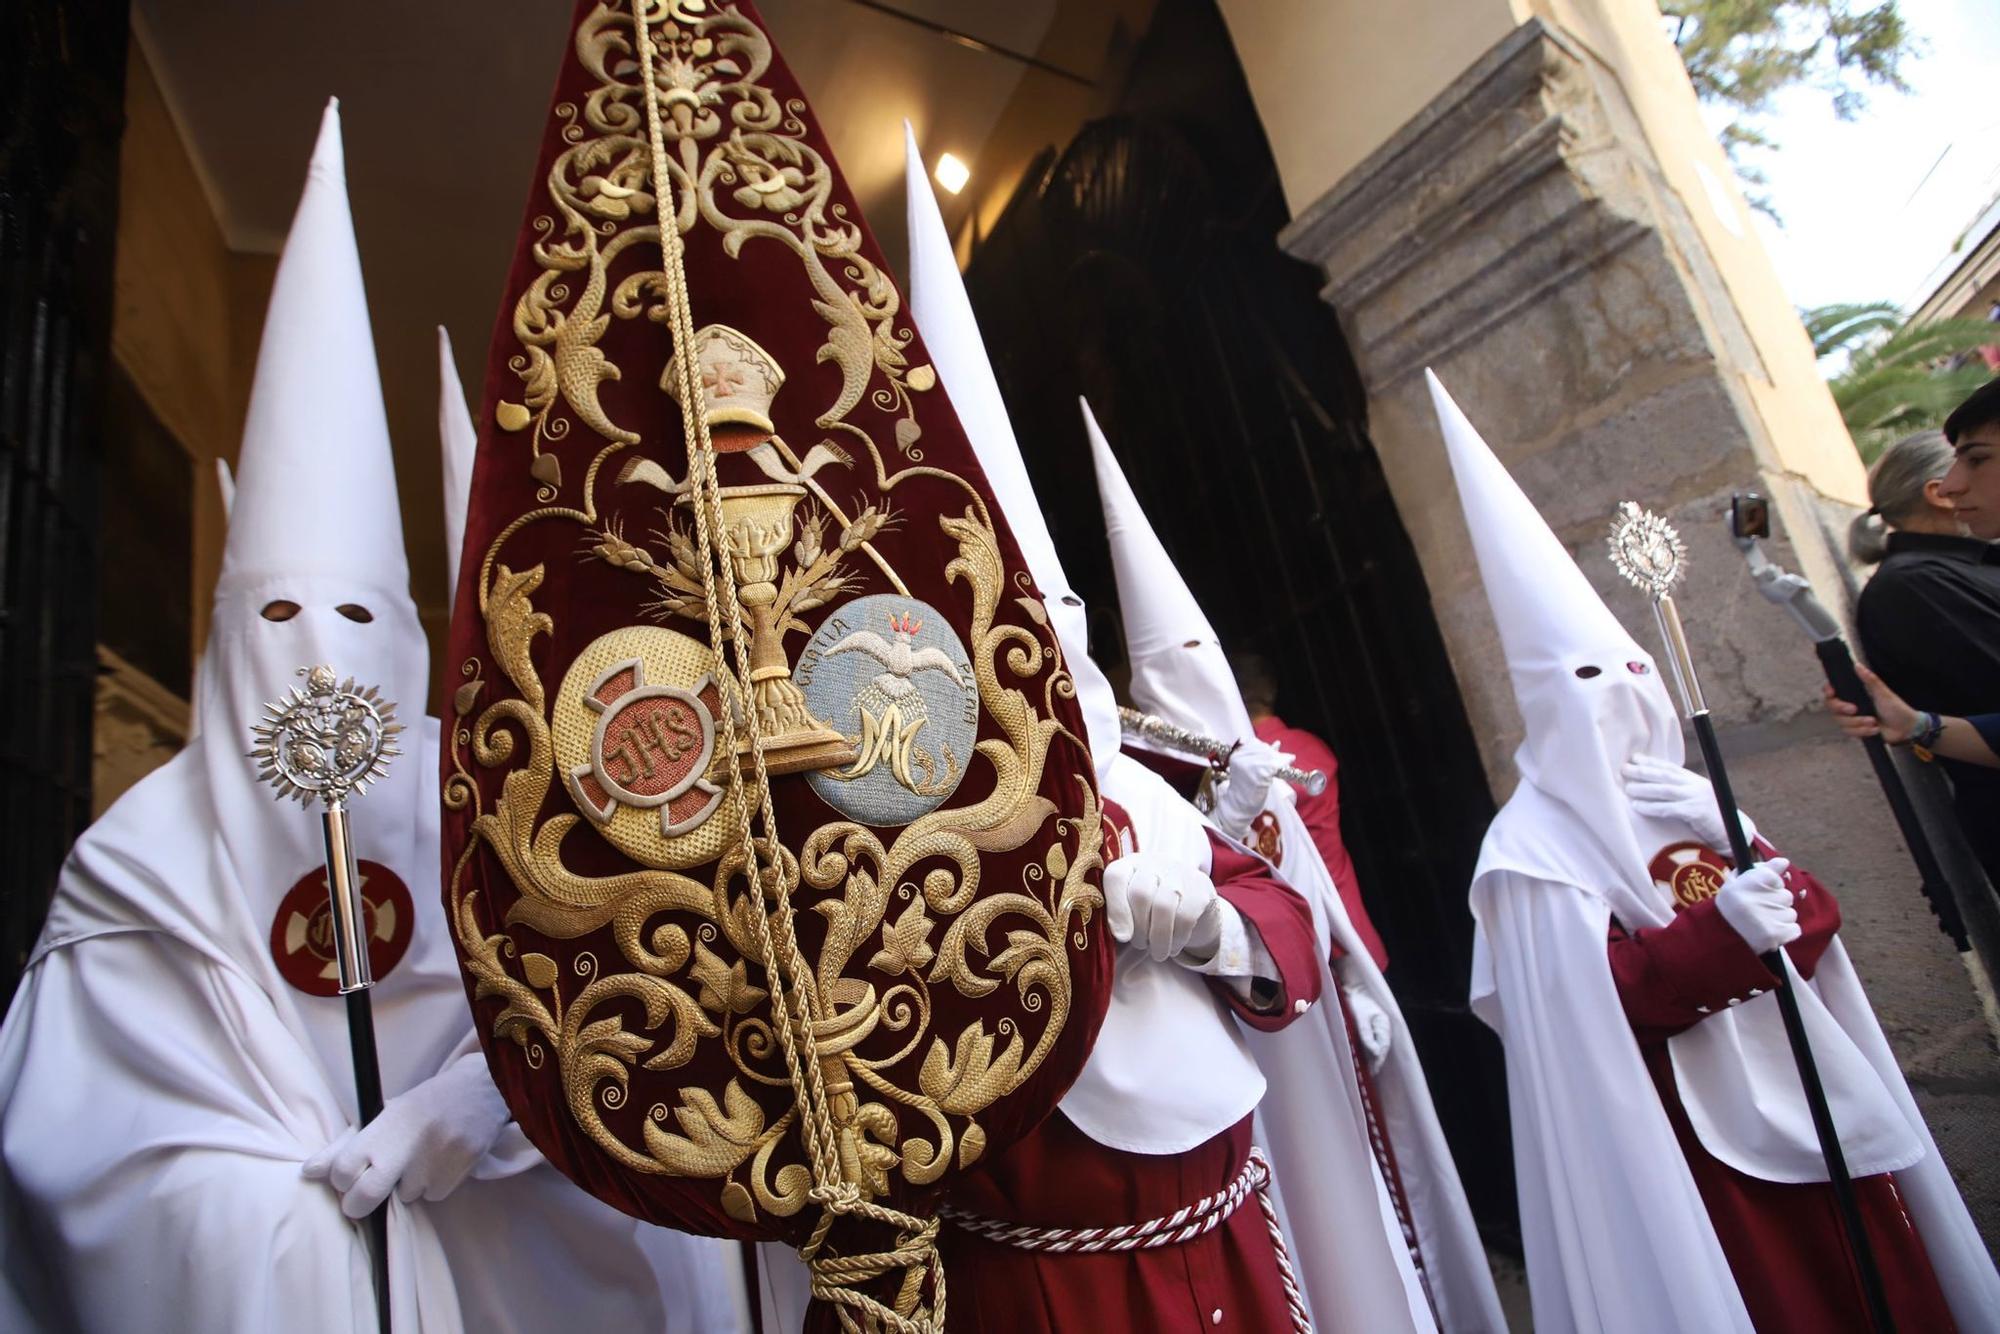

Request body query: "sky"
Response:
[1725, 0, 2000, 316]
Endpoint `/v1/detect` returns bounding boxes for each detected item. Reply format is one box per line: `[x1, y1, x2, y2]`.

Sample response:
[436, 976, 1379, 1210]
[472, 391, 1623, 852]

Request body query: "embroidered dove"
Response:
[825, 613, 967, 700]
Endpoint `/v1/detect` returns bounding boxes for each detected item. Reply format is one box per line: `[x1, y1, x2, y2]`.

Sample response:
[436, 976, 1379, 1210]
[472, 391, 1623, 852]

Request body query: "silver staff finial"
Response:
[249, 665, 403, 806]
[1606, 500, 1689, 602]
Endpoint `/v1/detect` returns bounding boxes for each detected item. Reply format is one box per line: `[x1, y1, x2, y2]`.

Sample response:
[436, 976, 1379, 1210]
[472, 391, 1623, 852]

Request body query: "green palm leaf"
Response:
[1804, 302, 2000, 463]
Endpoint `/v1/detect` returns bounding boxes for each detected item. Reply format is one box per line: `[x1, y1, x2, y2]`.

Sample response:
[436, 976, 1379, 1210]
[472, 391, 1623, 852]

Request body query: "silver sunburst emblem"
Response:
[248, 664, 403, 805]
[1606, 500, 1688, 601]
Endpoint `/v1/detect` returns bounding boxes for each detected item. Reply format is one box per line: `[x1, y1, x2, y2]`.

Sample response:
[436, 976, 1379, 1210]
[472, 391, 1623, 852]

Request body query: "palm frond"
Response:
[1802, 301, 1999, 464]
[1802, 301, 1902, 360]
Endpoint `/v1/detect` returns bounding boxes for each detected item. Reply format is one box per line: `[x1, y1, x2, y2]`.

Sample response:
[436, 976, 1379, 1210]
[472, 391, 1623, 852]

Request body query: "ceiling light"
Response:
[934, 152, 970, 196]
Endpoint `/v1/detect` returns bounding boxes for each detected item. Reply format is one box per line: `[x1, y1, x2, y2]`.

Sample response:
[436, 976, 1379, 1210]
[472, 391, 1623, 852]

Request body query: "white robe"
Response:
[0, 729, 744, 1333]
[1470, 823, 2000, 1334]
[1234, 786, 1506, 1334]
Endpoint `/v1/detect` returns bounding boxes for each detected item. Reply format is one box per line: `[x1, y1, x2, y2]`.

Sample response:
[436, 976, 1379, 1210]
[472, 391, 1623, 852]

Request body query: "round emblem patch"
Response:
[269, 860, 414, 996]
[1248, 810, 1284, 865]
[796, 595, 977, 827]
[1649, 840, 1729, 910]
[553, 625, 736, 870]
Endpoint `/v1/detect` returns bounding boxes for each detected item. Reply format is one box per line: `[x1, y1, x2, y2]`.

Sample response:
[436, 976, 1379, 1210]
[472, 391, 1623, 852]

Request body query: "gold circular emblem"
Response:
[552, 625, 748, 869]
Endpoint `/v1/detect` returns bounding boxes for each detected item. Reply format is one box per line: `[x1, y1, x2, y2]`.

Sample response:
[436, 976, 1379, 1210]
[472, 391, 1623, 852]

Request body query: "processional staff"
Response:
[1605, 502, 1894, 1334]
[1118, 705, 1328, 796]
[250, 664, 401, 1334]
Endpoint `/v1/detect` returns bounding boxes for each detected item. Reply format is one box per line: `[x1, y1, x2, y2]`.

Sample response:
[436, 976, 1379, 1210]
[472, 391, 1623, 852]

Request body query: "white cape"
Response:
[1057, 754, 1268, 1154]
[0, 731, 740, 1333]
[1470, 811, 2000, 1334]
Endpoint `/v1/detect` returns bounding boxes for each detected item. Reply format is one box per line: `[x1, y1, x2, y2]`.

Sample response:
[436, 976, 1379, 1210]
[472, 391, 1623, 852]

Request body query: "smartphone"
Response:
[1730, 493, 1770, 541]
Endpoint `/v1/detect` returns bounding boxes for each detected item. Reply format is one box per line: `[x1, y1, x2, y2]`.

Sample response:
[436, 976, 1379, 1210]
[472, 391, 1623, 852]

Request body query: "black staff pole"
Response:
[253, 665, 402, 1334]
[1607, 504, 1893, 1334]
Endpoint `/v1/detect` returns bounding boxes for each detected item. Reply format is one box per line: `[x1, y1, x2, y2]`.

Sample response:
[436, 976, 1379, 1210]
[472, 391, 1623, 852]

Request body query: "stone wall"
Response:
[1277, 16, 2000, 1242]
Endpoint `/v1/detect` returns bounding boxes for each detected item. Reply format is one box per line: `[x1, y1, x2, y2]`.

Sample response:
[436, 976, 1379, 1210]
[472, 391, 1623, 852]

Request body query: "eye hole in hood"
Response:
[1574, 664, 1602, 679]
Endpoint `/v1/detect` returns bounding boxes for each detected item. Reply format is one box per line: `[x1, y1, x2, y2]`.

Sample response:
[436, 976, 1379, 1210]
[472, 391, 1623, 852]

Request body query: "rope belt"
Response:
[939, 1146, 1313, 1332]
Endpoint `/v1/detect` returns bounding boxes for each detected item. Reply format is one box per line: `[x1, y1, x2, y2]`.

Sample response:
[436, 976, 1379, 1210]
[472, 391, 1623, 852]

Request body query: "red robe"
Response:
[1253, 715, 1387, 970]
[936, 807, 1323, 1333]
[1606, 849, 1955, 1333]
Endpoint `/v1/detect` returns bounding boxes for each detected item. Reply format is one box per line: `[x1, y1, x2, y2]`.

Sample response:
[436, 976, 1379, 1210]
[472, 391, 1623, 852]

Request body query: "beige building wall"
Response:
[96, 38, 275, 808]
[1216, 0, 1520, 216]
[114, 38, 275, 658]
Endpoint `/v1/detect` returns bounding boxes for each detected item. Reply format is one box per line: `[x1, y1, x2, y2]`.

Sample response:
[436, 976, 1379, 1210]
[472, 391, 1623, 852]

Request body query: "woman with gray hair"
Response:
[1847, 429, 1959, 564]
[1853, 424, 2000, 894]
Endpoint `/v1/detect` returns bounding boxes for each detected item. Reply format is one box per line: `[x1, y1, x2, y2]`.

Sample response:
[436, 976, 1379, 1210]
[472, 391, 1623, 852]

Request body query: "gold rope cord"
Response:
[630, 3, 945, 1328]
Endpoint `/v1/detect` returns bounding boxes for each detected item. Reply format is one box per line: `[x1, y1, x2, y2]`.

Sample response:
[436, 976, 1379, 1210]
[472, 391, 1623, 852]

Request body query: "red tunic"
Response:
[1606, 849, 1955, 1333]
[1253, 716, 1388, 970]
[936, 820, 1323, 1333]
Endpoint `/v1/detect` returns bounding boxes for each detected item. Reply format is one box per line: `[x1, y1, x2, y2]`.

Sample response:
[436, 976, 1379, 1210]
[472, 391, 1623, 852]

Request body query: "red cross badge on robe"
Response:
[1649, 840, 1730, 911]
[269, 860, 414, 996]
[1248, 810, 1284, 865]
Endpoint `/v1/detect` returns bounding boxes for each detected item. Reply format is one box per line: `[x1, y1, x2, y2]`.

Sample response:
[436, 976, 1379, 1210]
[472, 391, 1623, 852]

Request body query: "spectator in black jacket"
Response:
[1854, 384, 2000, 890]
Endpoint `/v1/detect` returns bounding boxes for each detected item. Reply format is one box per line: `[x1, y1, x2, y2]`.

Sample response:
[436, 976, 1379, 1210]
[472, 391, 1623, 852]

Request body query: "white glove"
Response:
[1713, 858, 1798, 955]
[1213, 740, 1289, 841]
[1622, 755, 1756, 850]
[303, 1051, 513, 1218]
[1345, 984, 1392, 1073]
[1103, 850, 1226, 964]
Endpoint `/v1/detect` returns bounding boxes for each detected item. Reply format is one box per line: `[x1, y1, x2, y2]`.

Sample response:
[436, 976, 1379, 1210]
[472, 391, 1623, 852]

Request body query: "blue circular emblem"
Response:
[796, 595, 977, 826]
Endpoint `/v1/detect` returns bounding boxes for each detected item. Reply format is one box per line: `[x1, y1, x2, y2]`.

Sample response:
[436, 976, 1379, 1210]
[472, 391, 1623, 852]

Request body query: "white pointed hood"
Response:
[1085, 399, 1256, 747]
[437, 325, 477, 614]
[222, 105, 407, 597]
[905, 124, 1120, 785]
[1427, 369, 1682, 914]
[193, 98, 434, 1090]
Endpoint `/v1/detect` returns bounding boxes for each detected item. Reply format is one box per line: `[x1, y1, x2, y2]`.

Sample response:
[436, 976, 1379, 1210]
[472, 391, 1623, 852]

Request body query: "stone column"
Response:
[1278, 16, 2000, 1239]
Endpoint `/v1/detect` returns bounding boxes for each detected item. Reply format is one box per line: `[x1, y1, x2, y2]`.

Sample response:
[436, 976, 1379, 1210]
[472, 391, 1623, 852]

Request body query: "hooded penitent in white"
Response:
[1086, 403, 1505, 1333]
[0, 102, 727, 1334]
[1432, 370, 1999, 1333]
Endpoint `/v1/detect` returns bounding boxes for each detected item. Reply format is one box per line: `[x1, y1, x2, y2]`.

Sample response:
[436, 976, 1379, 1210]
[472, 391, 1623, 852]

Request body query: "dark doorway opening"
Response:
[963, 0, 1519, 1252]
[1, 0, 129, 1006]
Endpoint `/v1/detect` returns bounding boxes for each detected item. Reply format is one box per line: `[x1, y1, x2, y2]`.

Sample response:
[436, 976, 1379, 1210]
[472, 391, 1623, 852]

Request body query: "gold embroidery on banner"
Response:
[446, 0, 1102, 1277]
